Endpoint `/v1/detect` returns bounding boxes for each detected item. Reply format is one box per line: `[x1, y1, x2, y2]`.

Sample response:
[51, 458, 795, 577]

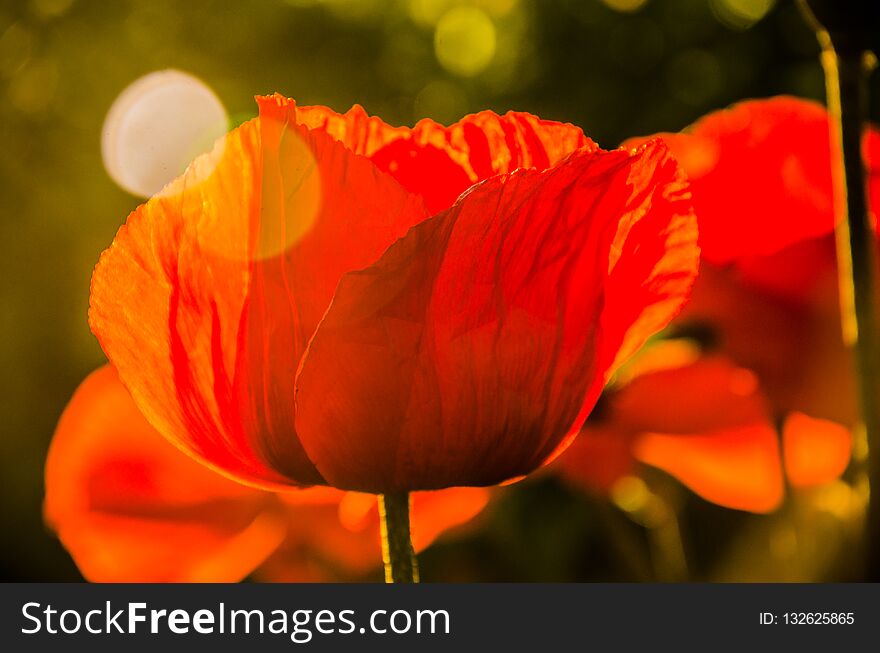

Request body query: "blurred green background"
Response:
[1, 0, 875, 581]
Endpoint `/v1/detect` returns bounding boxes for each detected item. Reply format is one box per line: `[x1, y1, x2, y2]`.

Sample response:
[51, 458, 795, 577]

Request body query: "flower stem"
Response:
[811, 26, 880, 576]
[378, 492, 419, 583]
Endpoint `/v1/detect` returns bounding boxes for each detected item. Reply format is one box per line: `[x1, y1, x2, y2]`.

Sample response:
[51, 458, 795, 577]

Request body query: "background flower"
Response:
[560, 97, 876, 514]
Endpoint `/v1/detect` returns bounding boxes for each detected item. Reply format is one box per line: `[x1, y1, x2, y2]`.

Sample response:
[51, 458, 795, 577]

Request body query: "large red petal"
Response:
[623, 96, 880, 264]
[45, 366, 286, 582]
[89, 97, 429, 488]
[295, 140, 698, 492]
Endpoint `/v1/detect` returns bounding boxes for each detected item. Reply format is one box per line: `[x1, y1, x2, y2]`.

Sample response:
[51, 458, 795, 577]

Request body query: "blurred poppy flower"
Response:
[45, 366, 489, 582]
[558, 344, 851, 513]
[88, 93, 699, 494]
[560, 97, 879, 512]
[651, 97, 880, 428]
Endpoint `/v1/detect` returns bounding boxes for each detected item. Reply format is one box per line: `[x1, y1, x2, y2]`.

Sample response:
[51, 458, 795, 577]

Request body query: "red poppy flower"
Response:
[45, 366, 489, 582]
[560, 97, 877, 512]
[88, 94, 699, 494]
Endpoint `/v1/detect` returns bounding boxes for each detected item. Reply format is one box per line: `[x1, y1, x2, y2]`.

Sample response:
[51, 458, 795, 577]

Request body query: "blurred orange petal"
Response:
[45, 366, 286, 582]
[634, 422, 784, 513]
[410, 488, 490, 551]
[783, 412, 852, 488]
[261, 489, 377, 581]
[560, 355, 775, 500]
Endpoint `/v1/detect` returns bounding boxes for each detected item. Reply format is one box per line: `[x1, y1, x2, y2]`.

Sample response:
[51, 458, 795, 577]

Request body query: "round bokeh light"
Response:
[101, 70, 229, 198]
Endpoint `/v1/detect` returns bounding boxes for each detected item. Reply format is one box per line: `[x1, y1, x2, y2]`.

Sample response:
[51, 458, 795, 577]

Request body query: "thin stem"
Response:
[820, 45, 880, 579]
[645, 478, 689, 582]
[378, 492, 419, 583]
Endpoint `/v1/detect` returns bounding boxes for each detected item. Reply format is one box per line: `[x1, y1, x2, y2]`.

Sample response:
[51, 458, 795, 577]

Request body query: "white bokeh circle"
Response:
[101, 70, 229, 198]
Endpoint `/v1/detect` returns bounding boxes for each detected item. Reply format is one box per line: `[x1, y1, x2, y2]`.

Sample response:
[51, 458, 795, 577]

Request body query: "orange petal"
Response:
[783, 412, 852, 488]
[558, 355, 769, 495]
[634, 423, 784, 513]
[89, 96, 429, 489]
[624, 96, 880, 264]
[290, 101, 595, 212]
[410, 488, 490, 551]
[45, 366, 286, 582]
[295, 140, 698, 492]
[259, 488, 378, 581]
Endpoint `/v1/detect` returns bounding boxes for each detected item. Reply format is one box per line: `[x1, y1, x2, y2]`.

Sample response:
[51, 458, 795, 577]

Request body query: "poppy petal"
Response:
[680, 253, 857, 427]
[410, 488, 491, 551]
[609, 356, 769, 434]
[555, 425, 638, 494]
[558, 355, 769, 495]
[634, 422, 784, 513]
[733, 234, 840, 307]
[290, 99, 595, 212]
[623, 96, 880, 264]
[783, 412, 852, 488]
[45, 366, 286, 582]
[295, 140, 698, 492]
[89, 97, 429, 488]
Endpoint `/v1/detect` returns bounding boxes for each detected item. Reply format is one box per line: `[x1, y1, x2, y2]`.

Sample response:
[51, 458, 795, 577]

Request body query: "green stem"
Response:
[820, 43, 880, 579]
[378, 492, 419, 583]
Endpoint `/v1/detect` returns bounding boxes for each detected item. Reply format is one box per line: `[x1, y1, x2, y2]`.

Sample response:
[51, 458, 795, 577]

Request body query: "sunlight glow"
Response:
[101, 70, 228, 198]
[709, 0, 776, 31]
[601, 0, 649, 13]
[434, 6, 497, 77]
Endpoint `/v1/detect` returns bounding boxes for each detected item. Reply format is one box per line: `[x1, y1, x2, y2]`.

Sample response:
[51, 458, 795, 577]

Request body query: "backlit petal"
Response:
[290, 100, 595, 212]
[89, 97, 429, 488]
[45, 366, 286, 582]
[559, 355, 769, 494]
[295, 140, 698, 492]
